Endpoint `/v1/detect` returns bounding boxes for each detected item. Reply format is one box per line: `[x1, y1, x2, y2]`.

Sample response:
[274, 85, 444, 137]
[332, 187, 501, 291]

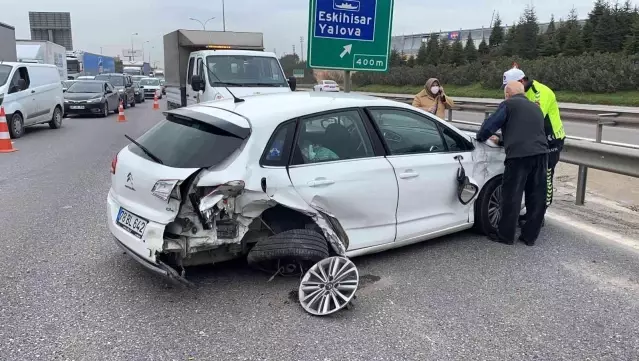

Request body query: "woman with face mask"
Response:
[411, 78, 455, 119]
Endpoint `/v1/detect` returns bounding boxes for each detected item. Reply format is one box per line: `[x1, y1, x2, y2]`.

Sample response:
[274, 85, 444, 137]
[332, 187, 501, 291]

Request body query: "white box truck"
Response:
[163, 29, 296, 110]
[0, 22, 17, 62]
[16, 40, 67, 81]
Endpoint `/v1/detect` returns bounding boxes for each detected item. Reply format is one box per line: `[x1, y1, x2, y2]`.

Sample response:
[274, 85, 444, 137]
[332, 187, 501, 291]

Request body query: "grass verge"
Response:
[352, 83, 639, 107]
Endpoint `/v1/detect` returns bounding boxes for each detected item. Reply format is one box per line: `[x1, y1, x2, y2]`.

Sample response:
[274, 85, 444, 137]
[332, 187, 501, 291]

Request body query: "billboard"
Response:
[122, 49, 143, 58]
[28, 12, 73, 50]
[447, 31, 460, 41]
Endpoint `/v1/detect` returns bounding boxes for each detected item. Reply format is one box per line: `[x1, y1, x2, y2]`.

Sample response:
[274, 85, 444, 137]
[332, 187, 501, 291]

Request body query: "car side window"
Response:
[291, 110, 375, 165]
[8, 67, 30, 94]
[261, 121, 296, 167]
[368, 108, 447, 155]
[187, 57, 195, 85]
[438, 124, 474, 152]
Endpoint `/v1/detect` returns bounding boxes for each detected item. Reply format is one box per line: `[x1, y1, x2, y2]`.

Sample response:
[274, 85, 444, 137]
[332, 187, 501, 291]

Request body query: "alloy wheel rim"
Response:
[13, 116, 22, 135]
[488, 184, 502, 228]
[299, 257, 359, 316]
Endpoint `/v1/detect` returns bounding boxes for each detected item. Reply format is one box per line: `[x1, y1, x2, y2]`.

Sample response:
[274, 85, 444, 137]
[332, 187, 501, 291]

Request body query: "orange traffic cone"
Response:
[117, 101, 126, 122]
[0, 106, 17, 153]
[153, 93, 160, 110]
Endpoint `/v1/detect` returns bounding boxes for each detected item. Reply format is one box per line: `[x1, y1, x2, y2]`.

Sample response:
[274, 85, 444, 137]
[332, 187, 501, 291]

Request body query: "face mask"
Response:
[430, 86, 440, 94]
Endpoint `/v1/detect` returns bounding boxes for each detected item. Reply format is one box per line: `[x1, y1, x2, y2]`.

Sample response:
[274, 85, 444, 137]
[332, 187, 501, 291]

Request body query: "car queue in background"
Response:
[138, 77, 163, 99]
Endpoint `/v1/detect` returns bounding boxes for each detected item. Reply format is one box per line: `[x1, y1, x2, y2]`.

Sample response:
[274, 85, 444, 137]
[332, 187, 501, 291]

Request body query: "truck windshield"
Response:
[67, 59, 80, 73]
[205, 55, 288, 87]
[0, 65, 11, 86]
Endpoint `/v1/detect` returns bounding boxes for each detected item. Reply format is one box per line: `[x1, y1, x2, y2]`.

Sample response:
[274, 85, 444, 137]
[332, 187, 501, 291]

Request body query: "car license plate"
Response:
[70, 105, 84, 109]
[117, 208, 148, 239]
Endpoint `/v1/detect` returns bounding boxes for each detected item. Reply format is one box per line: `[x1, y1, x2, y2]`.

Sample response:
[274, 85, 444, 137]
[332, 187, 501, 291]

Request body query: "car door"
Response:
[366, 107, 475, 243]
[105, 82, 117, 110]
[185, 56, 198, 106]
[7, 66, 37, 125]
[287, 108, 399, 251]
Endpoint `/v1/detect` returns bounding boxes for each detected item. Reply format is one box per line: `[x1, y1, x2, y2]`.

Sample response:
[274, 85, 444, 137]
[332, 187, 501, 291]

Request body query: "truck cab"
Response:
[164, 30, 296, 110]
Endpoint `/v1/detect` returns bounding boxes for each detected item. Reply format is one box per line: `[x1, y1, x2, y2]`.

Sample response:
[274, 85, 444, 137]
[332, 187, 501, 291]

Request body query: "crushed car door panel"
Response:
[286, 109, 399, 250]
[368, 107, 473, 242]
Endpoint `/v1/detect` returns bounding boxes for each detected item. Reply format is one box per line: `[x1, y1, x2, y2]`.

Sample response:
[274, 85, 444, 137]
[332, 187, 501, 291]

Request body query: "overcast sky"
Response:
[1, 0, 598, 68]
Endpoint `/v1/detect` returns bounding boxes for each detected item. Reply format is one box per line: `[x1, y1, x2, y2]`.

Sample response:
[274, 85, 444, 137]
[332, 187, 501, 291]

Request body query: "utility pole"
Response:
[292, 45, 296, 58]
[300, 36, 304, 62]
[222, 0, 226, 31]
[130, 33, 138, 61]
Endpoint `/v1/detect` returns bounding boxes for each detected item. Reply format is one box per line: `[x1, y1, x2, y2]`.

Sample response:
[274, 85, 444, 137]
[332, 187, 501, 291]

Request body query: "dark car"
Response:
[132, 81, 145, 103]
[63, 80, 120, 117]
[94, 73, 136, 109]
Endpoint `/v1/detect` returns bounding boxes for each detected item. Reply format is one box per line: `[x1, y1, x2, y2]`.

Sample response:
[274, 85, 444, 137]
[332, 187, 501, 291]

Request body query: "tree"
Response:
[624, 15, 639, 54]
[389, 49, 402, 67]
[562, 7, 584, 56]
[406, 55, 416, 67]
[450, 35, 466, 65]
[114, 57, 123, 73]
[563, 26, 585, 56]
[489, 14, 505, 48]
[539, 15, 560, 56]
[425, 33, 440, 65]
[478, 36, 490, 56]
[516, 6, 540, 59]
[502, 25, 518, 56]
[583, 0, 609, 52]
[464, 33, 478, 62]
[439, 36, 452, 64]
[416, 41, 428, 65]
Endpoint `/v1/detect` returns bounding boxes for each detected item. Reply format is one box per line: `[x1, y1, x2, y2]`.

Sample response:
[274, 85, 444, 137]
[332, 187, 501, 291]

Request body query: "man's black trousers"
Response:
[498, 153, 549, 243]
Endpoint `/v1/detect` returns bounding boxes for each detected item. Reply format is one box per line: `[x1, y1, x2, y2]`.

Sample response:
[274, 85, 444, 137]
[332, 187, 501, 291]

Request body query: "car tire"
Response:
[130, 95, 136, 107]
[48, 106, 63, 129]
[99, 103, 109, 118]
[8, 112, 24, 139]
[247, 229, 329, 274]
[474, 175, 503, 235]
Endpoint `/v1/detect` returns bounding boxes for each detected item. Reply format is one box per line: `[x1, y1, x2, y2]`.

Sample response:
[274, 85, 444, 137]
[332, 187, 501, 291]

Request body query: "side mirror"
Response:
[191, 75, 205, 92]
[106, 89, 113, 94]
[139, 85, 144, 89]
[288, 76, 297, 91]
[457, 172, 479, 205]
[62, 88, 67, 92]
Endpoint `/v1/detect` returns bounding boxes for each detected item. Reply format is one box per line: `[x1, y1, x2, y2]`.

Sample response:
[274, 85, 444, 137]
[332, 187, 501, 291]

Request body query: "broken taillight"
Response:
[110, 153, 118, 174]
[151, 180, 181, 202]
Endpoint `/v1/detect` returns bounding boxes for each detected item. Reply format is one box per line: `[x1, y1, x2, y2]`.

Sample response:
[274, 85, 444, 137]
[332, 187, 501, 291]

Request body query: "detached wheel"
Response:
[247, 229, 329, 274]
[474, 175, 502, 235]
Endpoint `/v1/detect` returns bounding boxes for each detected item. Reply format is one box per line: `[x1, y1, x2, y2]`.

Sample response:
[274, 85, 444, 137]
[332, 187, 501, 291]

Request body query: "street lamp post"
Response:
[222, 0, 226, 31]
[189, 17, 216, 30]
[130, 32, 138, 61]
[142, 40, 150, 64]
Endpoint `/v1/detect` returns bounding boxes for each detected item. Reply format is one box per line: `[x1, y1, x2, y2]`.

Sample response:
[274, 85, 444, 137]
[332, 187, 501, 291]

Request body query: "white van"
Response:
[0, 62, 64, 138]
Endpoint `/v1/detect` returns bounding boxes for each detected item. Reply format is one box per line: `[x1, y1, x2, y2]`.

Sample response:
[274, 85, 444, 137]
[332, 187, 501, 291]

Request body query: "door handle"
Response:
[308, 178, 335, 187]
[398, 170, 419, 179]
[31, 90, 35, 93]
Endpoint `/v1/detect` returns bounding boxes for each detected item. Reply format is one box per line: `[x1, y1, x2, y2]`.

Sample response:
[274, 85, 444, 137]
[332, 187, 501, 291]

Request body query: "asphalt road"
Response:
[1, 99, 639, 360]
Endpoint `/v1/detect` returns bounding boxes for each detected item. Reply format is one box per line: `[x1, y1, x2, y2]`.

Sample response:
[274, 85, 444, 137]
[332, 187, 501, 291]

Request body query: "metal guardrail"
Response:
[355, 92, 639, 206]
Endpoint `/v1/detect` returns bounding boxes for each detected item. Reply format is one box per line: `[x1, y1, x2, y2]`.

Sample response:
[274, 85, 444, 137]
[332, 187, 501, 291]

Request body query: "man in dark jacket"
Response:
[476, 81, 549, 246]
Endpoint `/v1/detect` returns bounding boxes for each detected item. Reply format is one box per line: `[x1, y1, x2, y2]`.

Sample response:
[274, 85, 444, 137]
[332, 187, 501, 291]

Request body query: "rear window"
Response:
[129, 117, 245, 168]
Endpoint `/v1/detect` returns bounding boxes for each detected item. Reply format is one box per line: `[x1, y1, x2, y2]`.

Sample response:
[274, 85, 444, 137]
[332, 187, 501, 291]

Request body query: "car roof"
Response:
[96, 73, 124, 77]
[190, 92, 410, 130]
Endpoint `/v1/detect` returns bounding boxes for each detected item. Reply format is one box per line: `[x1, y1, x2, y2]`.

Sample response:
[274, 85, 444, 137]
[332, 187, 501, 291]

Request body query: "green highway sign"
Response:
[293, 69, 305, 78]
[307, 0, 395, 72]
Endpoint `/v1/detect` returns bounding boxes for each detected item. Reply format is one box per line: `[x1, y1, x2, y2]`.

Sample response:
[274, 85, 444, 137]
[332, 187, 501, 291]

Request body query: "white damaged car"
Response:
[107, 92, 507, 292]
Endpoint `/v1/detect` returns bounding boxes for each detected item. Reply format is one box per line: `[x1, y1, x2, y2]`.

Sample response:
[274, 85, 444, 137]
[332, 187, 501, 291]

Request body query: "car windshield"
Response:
[205, 55, 288, 87]
[129, 116, 245, 168]
[95, 75, 124, 86]
[66, 82, 104, 93]
[140, 78, 159, 86]
[324, 80, 337, 84]
[0, 65, 11, 86]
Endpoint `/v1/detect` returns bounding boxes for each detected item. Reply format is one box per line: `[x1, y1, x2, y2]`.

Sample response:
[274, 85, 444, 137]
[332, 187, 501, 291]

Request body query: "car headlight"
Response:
[64, 99, 69, 103]
[87, 97, 103, 103]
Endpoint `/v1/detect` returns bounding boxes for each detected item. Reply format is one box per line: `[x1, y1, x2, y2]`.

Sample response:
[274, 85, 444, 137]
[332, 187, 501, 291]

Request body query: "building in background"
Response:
[392, 20, 586, 57]
[28, 12, 73, 51]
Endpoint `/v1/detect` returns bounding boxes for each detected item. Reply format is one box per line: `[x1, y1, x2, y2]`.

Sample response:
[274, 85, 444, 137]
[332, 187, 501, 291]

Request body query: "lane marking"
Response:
[546, 211, 639, 251]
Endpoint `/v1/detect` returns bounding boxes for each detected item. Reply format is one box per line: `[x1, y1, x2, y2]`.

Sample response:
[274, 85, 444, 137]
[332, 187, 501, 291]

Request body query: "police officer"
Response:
[477, 81, 548, 246]
[502, 66, 566, 224]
